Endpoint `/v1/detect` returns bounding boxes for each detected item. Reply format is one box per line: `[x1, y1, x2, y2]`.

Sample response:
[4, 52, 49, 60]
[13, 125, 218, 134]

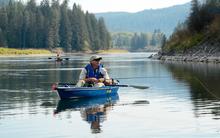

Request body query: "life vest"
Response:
[85, 64, 104, 79]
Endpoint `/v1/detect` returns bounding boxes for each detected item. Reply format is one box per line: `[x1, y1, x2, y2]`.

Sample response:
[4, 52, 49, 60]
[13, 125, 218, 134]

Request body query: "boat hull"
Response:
[56, 86, 119, 99]
[54, 94, 119, 114]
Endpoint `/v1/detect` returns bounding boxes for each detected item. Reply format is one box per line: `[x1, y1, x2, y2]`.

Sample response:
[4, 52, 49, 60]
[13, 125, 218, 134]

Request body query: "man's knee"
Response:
[94, 82, 105, 87]
[76, 80, 85, 87]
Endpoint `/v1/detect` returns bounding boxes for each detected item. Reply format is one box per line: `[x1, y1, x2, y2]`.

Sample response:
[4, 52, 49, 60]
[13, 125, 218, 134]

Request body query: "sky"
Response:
[67, 0, 192, 13]
[34, 0, 192, 13]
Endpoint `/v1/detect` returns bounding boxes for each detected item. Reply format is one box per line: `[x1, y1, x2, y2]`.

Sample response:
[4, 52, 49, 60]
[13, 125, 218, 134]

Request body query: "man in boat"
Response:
[56, 51, 62, 61]
[76, 55, 113, 87]
[80, 104, 112, 133]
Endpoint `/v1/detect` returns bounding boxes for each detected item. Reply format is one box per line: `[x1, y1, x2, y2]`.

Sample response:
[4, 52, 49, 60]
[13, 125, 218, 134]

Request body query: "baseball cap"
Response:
[90, 55, 102, 62]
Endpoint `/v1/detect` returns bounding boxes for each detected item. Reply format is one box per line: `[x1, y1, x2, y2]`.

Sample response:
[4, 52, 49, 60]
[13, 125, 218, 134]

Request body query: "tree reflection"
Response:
[164, 62, 220, 119]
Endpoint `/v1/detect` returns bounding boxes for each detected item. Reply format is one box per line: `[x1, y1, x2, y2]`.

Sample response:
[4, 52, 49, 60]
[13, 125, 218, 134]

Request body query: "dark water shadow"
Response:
[164, 62, 220, 119]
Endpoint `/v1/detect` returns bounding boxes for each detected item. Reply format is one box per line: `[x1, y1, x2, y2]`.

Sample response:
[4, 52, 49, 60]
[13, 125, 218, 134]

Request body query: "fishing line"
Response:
[113, 76, 171, 80]
[193, 76, 220, 100]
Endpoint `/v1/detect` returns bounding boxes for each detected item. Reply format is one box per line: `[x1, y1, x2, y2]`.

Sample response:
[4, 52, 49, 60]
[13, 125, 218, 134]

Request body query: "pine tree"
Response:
[71, 4, 89, 51]
[188, 0, 203, 33]
[40, 0, 50, 49]
[89, 14, 100, 50]
[0, 7, 8, 47]
[98, 17, 111, 49]
[59, 0, 72, 52]
[85, 12, 93, 50]
[48, 0, 60, 50]
[26, 0, 38, 48]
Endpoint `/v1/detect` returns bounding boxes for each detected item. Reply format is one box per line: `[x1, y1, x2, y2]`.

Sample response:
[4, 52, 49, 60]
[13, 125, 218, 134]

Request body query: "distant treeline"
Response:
[0, 0, 11, 6]
[164, 0, 220, 53]
[112, 30, 166, 51]
[0, 0, 111, 52]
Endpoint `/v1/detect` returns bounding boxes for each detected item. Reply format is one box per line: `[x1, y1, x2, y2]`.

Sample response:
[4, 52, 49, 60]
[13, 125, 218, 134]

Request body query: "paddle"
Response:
[51, 83, 149, 90]
[48, 57, 70, 60]
[56, 83, 76, 85]
[106, 84, 149, 89]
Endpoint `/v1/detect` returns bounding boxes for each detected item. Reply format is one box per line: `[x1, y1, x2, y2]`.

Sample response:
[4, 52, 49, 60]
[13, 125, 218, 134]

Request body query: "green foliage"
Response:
[111, 32, 133, 49]
[164, 0, 220, 53]
[0, 0, 110, 52]
[165, 33, 205, 52]
[112, 31, 166, 51]
[208, 15, 220, 37]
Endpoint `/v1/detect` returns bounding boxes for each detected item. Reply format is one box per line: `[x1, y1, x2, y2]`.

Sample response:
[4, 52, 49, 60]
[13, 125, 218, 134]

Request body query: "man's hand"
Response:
[87, 77, 98, 83]
[104, 79, 113, 85]
[85, 78, 106, 83]
[98, 78, 105, 83]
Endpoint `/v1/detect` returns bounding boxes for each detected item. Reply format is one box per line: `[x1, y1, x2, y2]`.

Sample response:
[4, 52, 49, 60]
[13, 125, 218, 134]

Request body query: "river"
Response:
[0, 53, 220, 138]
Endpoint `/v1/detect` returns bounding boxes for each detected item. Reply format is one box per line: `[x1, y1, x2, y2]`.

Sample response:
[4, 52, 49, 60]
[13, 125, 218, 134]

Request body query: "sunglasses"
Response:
[94, 59, 101, 61]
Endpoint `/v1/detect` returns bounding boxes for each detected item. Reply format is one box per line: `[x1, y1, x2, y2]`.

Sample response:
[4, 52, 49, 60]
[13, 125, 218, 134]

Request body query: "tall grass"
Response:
[0, 48, 51, 55]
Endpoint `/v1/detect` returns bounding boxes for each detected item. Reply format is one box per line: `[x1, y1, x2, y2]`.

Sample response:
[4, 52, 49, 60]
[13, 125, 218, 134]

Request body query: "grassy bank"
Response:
[164, 33, 205, 53]
[0, 47, 52, 56]
[0, 47, 129, 57]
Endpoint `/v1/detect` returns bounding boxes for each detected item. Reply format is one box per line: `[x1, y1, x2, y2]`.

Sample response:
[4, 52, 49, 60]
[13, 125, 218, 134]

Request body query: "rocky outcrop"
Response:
[150, 40, 220, 63]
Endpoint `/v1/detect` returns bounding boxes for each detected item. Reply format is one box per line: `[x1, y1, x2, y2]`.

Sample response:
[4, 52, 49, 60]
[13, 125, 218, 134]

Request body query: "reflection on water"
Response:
[0, 53, 220, 137]
[54, 94, 119, 133]
[164, 62, 220, 119]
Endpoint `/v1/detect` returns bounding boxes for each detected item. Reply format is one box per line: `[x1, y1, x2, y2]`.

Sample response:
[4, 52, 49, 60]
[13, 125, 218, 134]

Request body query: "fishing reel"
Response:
[112, 79, 119, 85]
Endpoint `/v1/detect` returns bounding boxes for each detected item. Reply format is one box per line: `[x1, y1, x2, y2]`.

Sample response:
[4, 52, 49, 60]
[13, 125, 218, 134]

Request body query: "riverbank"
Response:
[0, 48, 54, 57]
[0, 53, 56, 58]
[0, 48, 129, 58]
[157, 55, 220, 63]
[150, 41, 220, 64]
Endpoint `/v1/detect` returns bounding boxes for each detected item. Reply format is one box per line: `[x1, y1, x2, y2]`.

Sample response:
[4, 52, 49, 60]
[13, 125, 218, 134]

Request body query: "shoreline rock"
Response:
[150, 52, 220, 64]
[150, 42, 220, 64]
[159, 55, 220, 63]
[149, 53, 220, 64]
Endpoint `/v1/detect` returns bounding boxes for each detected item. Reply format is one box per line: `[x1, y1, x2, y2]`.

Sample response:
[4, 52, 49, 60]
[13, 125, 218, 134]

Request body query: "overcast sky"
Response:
[35, 0, 192, 13]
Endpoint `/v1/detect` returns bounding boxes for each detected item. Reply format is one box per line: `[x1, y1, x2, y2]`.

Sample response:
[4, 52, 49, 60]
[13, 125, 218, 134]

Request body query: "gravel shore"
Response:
[150, 43, 220, 64]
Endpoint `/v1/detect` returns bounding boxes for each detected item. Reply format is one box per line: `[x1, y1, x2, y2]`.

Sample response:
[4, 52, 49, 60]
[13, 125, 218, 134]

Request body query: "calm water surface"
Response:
[0, 53, 220, 138]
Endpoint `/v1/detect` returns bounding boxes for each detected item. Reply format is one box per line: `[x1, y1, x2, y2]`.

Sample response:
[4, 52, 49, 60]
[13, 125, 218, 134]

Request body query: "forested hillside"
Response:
[163, 0, 220, 56]
[0, 0, 111, 52]
[112, 30, 166, 51]
[96, 3, 190, 36]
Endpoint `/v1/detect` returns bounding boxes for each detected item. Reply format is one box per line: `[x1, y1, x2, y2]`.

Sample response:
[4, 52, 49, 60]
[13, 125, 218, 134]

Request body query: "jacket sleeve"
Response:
[78, 68, 87, 80]
[100, 68, 110, 79]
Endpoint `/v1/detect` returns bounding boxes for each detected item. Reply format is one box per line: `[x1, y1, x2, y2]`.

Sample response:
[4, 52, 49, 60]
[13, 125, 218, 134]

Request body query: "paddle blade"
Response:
[106, 84, 149, 89]
[129, 85, 149, 89]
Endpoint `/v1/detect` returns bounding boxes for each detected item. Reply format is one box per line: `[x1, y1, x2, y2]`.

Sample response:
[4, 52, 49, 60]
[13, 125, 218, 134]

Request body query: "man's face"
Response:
[91, 59, 101, 69]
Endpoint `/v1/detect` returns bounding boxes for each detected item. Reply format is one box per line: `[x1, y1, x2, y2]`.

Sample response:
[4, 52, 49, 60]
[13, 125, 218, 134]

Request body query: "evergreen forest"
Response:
[112, 30, 166, 51]
[0, 0, 111, 52]
[164, 0, 220, 53]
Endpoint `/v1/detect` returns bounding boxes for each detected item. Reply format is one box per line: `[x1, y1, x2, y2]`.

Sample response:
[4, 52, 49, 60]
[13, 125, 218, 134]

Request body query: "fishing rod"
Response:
[51, 83, 149, 90]
[193, 76, 220, 100]
[113, 76, 171, 80]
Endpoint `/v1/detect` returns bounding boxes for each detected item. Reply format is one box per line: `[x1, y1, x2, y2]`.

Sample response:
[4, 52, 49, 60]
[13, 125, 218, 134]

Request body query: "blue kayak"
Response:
[54, 94, 119, 114]
[56, 86, 119, 99]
